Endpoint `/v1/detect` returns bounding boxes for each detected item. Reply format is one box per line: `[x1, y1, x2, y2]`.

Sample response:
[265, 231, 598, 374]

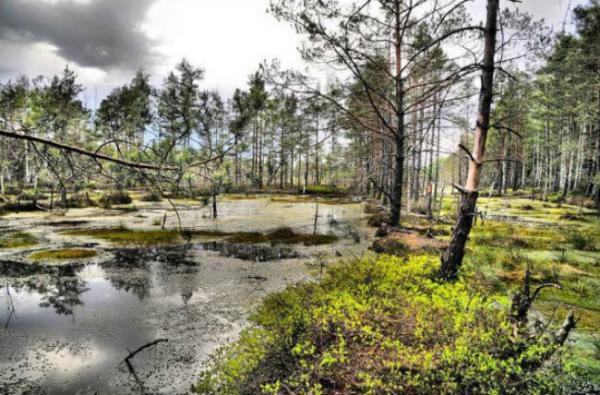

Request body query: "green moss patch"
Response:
[0, 232, 39, 249]
[29, 248, 97, 261]
[64, 227, 182, 245]
[64, 226, 338, 247]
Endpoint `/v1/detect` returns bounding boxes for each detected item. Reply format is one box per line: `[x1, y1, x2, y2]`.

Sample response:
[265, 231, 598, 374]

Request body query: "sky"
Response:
[0, 0, 588, 105]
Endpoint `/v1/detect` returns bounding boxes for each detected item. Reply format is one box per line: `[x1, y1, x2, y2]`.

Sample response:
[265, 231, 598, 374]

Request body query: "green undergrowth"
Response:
[301, 185, 349, 196]
[63, 226, 338, 247]
[196, 255, 576, 394]
[29, 248, 97, 261]
[0, 232, 39, 249]
[461, 220, 600, 332]
[362, 195, 600, 382]
[454, 203, 600, 378]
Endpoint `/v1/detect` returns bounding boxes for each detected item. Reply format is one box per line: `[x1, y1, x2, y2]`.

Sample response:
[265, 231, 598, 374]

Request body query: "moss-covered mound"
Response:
[227, 227, 337, 246]
[64, 226, 338, 247]
[29, 248, 97, 261]
[64, 227, 182, 245]
[0, 232, 39, 249]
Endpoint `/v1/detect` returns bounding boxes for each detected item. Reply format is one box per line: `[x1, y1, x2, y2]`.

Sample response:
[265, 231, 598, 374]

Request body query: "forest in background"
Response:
[0, 1, 598, 217]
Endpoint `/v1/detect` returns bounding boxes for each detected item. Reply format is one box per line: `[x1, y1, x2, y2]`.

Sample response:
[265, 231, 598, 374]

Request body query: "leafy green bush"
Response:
[67, 192, 97, 208]
[98, 190, 132, 207]
[196, 255, 567, 394]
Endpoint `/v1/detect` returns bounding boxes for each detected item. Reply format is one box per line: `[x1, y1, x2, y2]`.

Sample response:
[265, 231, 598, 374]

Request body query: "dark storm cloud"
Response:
[0, 0, 158, 71]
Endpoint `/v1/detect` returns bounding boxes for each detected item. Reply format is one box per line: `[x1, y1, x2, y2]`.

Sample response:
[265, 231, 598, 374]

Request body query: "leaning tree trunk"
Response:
[440, 0, 499, 280]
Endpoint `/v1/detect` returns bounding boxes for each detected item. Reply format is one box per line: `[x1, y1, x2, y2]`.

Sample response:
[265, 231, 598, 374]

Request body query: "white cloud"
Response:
[0, 0, 586, 104]
[142, 0, 304, 95]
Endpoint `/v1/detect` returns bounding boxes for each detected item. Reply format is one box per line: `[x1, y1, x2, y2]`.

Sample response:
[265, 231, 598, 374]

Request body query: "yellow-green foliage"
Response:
[0, 232, 38, 249]
[196, 256, 565, 394]
[463, 220, 600, 331]
[29, 248, 97, 261]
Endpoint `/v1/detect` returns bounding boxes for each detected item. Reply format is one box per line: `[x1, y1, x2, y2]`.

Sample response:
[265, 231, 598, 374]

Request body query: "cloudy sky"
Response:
[0, 0, 586, 105]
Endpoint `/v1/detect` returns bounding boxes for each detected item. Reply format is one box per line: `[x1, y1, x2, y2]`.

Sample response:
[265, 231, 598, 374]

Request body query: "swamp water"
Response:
[0, 196, 367, 394]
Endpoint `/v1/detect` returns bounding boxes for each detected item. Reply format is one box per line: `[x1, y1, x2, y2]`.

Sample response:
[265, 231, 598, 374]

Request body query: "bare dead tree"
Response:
[440, 0, 500, 281]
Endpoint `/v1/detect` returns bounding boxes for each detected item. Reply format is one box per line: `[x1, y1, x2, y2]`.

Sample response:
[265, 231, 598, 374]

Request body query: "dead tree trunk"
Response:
[440, 0, 499, 280]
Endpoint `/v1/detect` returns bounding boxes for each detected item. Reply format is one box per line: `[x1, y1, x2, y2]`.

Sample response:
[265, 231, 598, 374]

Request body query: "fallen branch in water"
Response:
[124, 338, 169, 373]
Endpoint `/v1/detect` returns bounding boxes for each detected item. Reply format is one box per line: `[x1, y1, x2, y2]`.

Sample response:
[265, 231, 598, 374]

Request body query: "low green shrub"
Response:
[301, 185, 348, 196]
[196, 255, 568, 394]
[98, 191, 132, 207]
[567, 231, 597, 251]
[67, 192, 97, 208]
[139, 191, 163, 202]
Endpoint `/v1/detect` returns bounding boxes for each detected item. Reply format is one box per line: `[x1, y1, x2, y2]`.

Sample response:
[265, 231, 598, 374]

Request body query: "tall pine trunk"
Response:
[389, 0, 405, 227]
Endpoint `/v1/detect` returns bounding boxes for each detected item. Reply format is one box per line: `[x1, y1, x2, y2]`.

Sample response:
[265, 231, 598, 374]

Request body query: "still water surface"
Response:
[0, 197, 367, 394]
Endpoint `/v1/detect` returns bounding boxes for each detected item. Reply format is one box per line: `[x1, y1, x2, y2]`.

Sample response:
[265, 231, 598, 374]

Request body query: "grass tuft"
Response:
[29, 248, 97, 261]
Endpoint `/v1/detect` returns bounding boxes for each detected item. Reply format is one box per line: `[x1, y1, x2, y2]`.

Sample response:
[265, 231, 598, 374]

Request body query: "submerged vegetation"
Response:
[0, 232, 39, 249]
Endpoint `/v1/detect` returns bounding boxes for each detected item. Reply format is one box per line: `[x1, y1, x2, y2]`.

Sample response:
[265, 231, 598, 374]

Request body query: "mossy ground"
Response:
[0, 232, 39, 249]
[29, 248, 97, 261]
[436, 195, 600, 377]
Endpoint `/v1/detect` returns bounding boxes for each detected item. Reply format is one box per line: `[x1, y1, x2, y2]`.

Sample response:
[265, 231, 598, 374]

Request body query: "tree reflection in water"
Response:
[34, 277, 89, 315]
[6, 267, 89, 316]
